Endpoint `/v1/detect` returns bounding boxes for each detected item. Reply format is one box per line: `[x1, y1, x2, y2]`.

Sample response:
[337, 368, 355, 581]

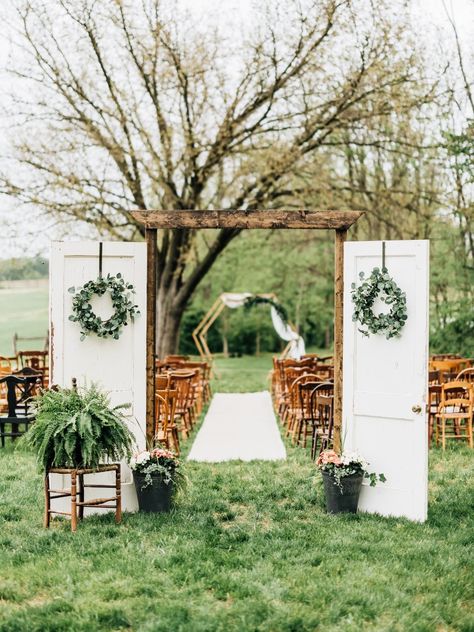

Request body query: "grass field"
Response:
[0, 356, 473, 631]
[0, 285, 48, 356]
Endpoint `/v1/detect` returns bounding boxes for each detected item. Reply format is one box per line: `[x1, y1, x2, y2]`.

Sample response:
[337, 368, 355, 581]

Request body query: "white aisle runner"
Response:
[187, 391, 286, 462]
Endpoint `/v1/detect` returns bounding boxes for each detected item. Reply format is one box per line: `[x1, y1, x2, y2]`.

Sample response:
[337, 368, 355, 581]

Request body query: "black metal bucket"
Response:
[321, 471, 363, 514]
[134, 473, 174, 513]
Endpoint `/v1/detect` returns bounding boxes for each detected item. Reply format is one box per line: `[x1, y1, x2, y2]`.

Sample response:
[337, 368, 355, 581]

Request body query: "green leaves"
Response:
[21, 384, 135, 471]
[351, 267, 407, 339]
[69, 274, 140, 341]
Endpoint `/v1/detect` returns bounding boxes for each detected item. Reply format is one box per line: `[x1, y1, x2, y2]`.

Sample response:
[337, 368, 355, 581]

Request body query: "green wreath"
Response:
[351, 267, 407, 339]
[68, 273, 140, 341]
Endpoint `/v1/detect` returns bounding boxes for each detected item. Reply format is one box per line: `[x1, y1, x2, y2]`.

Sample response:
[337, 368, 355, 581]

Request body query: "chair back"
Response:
[456, 368, 474, 384]
[0, 357, 14, 376]
[155, 388, 178, 435]
[0, 374, 41, 418]
[18, 350, 47, 370]
[312, 394, 334, 436]
[156, 374, 170, 390]
[440, 381, 473, 413]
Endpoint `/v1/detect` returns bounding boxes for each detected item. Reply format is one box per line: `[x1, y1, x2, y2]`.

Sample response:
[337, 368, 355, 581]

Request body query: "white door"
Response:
[343, 240, 429, 522]
[50, 241, 147, 512]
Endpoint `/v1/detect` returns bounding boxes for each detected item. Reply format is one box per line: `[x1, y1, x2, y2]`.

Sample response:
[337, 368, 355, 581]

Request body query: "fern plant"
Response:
[22, 384, 135, 472]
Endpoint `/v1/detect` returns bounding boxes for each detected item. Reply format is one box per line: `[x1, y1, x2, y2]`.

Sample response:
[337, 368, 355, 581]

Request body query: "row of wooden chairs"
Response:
[429, 357, 473, 385]
[272, 355, 335, 459]
[153, 356, 212, 455]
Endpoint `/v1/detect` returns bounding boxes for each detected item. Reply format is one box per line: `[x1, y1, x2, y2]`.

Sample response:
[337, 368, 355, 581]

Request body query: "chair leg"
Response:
[44, 474, 50, 528]
[78, 473, 84, 521]
[115, 466, 122, 524]
[70, 470, 78, 532]
[441, 418, 446, 451]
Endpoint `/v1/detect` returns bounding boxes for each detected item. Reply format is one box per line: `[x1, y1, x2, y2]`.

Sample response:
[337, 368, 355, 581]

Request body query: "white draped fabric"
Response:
[219, 293, 305, 359]
[221, 292, 253, 309]
[270, 306, 305, 359]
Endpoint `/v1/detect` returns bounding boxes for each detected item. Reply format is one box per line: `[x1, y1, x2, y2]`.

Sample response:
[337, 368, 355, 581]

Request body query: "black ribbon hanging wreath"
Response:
[350, 243, 408, 340]
[68, 244, 140, 341]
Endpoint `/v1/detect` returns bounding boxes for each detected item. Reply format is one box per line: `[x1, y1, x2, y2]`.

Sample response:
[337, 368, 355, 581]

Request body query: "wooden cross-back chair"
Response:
[435, 381, 473, 450]
[284, 373, 321, 435]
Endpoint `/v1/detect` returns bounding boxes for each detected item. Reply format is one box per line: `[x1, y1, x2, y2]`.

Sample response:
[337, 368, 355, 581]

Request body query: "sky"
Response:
[0, 0, 473, 259]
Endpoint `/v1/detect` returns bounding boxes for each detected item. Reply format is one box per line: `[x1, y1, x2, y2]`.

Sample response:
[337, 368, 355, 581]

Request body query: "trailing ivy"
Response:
[68, 273, 139, 341]
[351, 267, 407, 339]
[244, 296, 289, 323]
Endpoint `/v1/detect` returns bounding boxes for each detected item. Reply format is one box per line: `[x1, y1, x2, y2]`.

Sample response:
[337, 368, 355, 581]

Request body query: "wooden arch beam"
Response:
[132, 209, 362, 230]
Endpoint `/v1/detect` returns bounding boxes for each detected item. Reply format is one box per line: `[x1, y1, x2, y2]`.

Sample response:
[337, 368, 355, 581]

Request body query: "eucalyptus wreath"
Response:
[68, 273, 140, 341]
[351, 267, 407, 339]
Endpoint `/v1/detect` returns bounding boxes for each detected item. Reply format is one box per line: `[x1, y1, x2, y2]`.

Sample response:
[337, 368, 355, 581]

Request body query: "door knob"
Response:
[412, 404, 422, 414]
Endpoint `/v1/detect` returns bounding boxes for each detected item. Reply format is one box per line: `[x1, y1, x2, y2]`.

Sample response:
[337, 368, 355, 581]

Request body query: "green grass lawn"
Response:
[0, 356, 473, 631]
[0, 286, 48, 356]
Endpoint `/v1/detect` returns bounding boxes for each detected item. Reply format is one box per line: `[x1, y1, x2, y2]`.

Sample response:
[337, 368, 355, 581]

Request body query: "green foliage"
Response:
[444, 123, 474, 180]
[68, 273, 140, 341]
[0, 257, 48, 282]
[244, 296, 289, 323]
[430, 303, 474, 357]
[351, 267, 408, 339]
[21, 384, 135, 471]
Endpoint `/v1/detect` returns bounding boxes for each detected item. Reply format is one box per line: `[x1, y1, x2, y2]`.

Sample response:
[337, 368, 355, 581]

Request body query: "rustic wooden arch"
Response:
[131, 209, 363, 452]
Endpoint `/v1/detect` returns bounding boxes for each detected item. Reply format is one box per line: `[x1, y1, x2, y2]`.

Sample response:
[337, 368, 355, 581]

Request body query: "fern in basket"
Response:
[22, 384, 135, 472]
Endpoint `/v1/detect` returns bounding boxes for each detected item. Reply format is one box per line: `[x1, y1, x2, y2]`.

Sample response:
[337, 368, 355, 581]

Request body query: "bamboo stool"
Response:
[44, 464, 122, 532]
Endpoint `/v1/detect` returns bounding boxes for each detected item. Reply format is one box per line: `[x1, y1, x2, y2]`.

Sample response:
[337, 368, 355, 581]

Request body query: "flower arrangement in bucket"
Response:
[130, 447, 185, 513]
[317, 450, 386, 514]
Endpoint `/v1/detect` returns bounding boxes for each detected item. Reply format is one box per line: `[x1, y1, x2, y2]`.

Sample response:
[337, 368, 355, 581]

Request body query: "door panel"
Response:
[343, 240, 429, 522]
[50, 241, 147, 512]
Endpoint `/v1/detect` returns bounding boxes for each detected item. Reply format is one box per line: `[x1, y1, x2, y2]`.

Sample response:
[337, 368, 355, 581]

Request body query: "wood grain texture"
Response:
[333, 228, 346, 454]
[146, 229, 157, 444]
[131, 210, 363, 230]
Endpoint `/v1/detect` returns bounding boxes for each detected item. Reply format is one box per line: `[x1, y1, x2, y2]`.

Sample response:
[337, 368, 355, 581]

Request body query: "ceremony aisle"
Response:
[187, 391, 286, 462]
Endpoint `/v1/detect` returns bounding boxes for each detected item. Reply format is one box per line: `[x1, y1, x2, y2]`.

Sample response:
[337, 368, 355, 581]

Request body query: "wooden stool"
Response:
[44, 464, 122, 532]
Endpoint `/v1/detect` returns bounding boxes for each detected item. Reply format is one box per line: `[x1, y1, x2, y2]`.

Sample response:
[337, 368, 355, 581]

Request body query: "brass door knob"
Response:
[412, 404, 422, 414]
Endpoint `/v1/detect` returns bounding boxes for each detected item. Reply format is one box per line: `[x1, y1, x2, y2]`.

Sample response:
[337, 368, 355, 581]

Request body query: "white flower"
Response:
[341, 450, 368, 468]
[135, 451, 151, 465]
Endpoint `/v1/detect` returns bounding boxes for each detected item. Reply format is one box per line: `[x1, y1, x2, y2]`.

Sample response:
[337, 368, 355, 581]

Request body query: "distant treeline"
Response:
[0, 256, 49, 281]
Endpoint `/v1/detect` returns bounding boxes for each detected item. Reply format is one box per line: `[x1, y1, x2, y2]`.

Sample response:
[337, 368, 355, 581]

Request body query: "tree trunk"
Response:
[222, 334, 229, 358]
[156, 302, 184, 358]
[155, 276, 185, 358]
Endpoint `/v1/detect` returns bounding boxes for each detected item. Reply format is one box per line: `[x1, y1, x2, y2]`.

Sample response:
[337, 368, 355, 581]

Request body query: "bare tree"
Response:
[1, 0, 435, 355]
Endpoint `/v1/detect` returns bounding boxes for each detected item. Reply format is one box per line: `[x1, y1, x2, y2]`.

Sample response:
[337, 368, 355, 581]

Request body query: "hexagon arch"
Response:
[192, 292, 305, 364]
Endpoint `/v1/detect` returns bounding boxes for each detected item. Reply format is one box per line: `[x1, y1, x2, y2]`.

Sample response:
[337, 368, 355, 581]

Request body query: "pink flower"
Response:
[317, 450, 342, 466]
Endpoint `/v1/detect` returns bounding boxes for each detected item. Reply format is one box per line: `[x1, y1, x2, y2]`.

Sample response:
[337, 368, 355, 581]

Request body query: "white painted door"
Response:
[50, 241, 147, 512]
[343, 240, 429, 522]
